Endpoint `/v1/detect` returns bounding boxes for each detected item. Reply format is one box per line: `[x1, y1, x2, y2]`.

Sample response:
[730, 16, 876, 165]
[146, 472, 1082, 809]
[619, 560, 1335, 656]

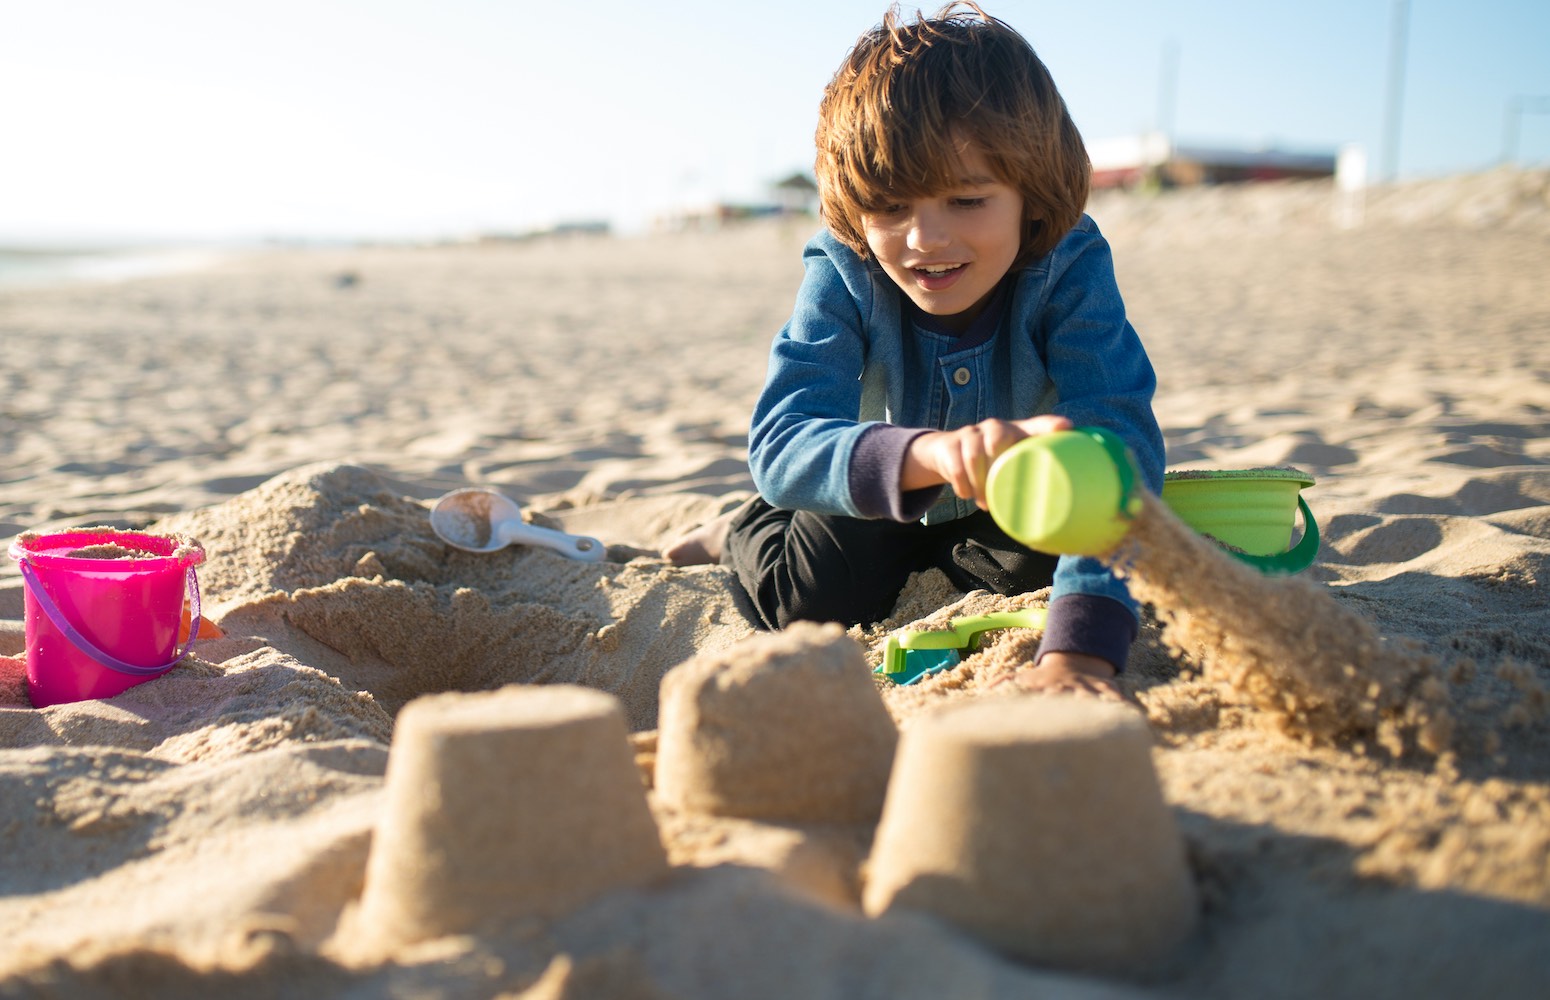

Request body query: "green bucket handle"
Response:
[1215, 493, 1320, 576]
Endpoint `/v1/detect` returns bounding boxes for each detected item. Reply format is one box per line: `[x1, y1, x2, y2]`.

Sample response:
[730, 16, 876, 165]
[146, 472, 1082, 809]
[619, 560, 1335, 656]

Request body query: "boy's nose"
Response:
[905, 209, 950, 252]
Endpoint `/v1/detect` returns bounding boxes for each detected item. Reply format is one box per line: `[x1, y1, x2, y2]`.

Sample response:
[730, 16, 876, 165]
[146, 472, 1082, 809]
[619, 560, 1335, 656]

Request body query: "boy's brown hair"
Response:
[815, 2, 1090, 267]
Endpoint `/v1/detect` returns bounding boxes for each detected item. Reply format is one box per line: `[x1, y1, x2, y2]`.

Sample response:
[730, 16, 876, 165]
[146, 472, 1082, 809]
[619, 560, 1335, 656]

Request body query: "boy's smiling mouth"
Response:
[912, 262, 967, 289]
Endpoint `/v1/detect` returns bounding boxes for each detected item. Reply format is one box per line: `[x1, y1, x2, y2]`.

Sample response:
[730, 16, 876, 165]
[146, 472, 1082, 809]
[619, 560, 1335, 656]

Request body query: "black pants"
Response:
[722, 498, 1061, 630]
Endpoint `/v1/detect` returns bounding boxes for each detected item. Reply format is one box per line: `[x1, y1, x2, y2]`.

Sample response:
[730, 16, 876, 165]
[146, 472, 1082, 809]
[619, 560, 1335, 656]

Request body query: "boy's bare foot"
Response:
[999, 651, 1122, 700]
[664, 506, 741, 566]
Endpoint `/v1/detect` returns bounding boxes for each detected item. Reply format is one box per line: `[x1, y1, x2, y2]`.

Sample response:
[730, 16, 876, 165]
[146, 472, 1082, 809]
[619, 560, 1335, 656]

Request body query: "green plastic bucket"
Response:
[1161, 468, 1319, 574]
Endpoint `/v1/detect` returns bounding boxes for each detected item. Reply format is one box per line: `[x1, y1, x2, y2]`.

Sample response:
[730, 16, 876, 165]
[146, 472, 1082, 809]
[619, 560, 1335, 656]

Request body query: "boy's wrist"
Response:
[901, 431, 950, 491]
[1035, 594, 1136, 675]
[1033, 651, 1117, 678]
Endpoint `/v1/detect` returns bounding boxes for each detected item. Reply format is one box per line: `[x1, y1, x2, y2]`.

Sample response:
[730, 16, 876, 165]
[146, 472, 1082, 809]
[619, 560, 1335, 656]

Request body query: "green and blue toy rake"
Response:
[878, 609, 1048, 685]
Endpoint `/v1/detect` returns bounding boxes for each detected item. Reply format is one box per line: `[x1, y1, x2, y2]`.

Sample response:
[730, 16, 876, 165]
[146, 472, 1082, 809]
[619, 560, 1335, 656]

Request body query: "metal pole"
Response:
[1503, 97, 1522, 165]
[1381, 0, 1410, 182]
[1157, 39, 1180, 143]
[1502, 97, 1550, 166]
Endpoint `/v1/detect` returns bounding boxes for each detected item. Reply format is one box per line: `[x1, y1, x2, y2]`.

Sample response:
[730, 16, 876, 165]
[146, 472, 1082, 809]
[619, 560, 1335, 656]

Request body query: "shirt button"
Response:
[952, 367, 972, 386]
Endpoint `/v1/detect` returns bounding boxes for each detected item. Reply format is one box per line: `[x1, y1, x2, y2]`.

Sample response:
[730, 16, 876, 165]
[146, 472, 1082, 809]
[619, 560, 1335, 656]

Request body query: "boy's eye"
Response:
[952, 197, 988, 209]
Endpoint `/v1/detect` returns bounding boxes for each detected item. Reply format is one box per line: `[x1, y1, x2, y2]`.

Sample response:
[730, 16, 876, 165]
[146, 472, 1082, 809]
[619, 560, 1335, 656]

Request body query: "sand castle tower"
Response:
[655, 622, 897, 825]
[353, 685, 668, 948]
[864, 696, 1197, 972]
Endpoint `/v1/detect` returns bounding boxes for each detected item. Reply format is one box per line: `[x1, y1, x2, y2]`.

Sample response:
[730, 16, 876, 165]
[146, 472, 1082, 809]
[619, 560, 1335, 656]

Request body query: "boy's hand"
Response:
[904, 414, 1072, 508]
[999, 651, 1122, 700]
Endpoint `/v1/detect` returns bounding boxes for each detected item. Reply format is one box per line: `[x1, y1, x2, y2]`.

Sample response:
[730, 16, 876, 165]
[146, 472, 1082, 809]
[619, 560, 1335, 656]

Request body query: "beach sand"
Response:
[2, 169, 1548, 998]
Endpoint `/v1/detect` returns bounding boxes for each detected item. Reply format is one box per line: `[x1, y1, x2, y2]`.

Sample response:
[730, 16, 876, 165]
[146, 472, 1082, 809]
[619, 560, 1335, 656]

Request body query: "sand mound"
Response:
[865, 696, 1197, 973]
[656, 621, 897, 824]
[155, 462, 756, 728]
[349, 685, 668, 952]
[0, 647, 391, 761]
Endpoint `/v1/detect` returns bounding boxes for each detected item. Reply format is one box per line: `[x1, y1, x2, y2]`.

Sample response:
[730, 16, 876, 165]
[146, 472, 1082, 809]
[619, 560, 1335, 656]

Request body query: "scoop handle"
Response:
[496, 519, 607, 562]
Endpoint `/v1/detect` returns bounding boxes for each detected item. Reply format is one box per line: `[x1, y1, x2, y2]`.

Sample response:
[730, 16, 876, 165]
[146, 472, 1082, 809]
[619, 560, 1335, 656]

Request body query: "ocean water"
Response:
[0, 246, 228, 290]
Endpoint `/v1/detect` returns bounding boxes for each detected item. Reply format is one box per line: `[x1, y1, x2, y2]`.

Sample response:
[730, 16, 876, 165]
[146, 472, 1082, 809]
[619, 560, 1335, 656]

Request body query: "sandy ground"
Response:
[1, 169, 1548, 998]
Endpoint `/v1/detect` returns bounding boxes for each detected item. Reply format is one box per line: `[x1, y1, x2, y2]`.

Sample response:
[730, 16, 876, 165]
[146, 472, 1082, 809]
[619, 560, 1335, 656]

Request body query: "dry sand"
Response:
[2, 169, 1549, 997]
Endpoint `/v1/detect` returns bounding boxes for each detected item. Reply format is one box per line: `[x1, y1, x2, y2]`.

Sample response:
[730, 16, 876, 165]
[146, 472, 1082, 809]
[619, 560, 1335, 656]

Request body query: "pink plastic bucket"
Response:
[7, 530, 204, 708]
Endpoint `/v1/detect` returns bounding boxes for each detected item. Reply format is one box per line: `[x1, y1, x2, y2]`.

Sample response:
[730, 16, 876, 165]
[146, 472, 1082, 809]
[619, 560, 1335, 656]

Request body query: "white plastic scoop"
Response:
[430, 487, 606, 562]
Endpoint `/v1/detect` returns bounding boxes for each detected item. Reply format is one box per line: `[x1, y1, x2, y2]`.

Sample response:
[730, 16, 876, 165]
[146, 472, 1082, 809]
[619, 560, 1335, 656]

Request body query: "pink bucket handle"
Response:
[17, 561, 202, 677]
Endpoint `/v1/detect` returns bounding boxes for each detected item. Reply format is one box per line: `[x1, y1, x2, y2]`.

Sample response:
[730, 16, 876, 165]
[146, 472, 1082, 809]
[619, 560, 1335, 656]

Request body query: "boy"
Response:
[669, 2, 1164, 697]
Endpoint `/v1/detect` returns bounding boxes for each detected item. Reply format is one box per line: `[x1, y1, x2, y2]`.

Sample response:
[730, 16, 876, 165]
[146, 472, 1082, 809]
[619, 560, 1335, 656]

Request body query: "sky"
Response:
[2, 0, 1547, 244]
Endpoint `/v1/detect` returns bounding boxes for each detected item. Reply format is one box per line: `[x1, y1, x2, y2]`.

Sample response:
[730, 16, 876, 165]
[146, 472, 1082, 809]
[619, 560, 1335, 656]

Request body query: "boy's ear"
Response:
[1016, 216, 1046, 265]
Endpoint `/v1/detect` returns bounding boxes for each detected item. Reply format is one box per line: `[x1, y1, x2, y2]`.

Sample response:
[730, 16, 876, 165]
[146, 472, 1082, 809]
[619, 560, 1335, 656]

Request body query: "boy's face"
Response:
[861, 144, 1024, 334]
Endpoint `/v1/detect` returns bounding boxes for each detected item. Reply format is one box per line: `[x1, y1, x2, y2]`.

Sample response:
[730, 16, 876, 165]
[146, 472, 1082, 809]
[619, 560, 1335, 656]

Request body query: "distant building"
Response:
[771, 172, 820, 215]
[1089, 133, 1339, 190]
[476, 219, 611, 243]
[654, 172, 820, 232]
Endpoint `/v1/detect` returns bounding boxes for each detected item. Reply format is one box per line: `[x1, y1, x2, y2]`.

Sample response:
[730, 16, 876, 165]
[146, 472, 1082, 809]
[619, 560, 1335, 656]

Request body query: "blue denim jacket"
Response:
[747, 216, 1165, 615]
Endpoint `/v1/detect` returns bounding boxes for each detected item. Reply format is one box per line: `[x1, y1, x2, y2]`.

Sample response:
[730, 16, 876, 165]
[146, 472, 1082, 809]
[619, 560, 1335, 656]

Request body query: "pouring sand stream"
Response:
[1105, 492, 1455, 757]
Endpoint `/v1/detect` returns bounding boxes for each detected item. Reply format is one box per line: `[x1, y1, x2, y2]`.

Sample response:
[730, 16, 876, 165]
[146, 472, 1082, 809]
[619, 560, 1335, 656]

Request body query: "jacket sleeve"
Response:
[747, 239, 879, 517]
[1033, 223, 1166, 618]
[1037, 226, 1165, 491]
